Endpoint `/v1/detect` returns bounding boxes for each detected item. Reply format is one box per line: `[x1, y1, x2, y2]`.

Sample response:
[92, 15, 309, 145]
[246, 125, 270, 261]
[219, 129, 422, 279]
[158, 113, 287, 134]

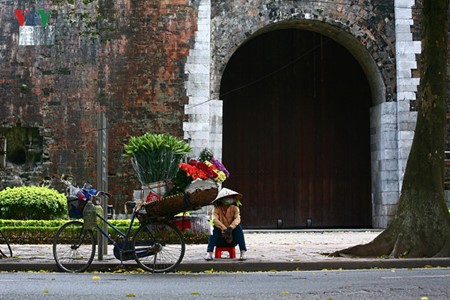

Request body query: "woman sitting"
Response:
[205, 188, 247, 261]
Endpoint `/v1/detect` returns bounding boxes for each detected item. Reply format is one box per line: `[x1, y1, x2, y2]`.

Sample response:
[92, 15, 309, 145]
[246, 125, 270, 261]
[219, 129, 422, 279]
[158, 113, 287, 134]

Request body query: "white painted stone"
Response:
[398, 130, 415, 141]
[397, 91, 417, 101]
[195, 30, 210, 40]
[190, 139, 210, 148]
[395, 23, 413, 33]
[398, 111, 417, 123]
[380, 102, 397, 114]
[379, 159, 399, 171]
[396, 52, 418, 61]
[394, 8, 412, 19]
[193, 40, 210, 50]
[397, 61, 417, 70]
[396, 100, 411, 113]
[380, 170, 399, 182]
[396, 0, 415, 7]
[183, 122, 209, 132]
[380, 139, 398, 149]
[398, 144, 413, 160]
[382, 191, 401, 205]
[380, 149, 398, 160]
[185, 103, 210, 115]
[397, 77, 420, 87]
[185, 96, 209, 105]
[185, 63, 210, 74]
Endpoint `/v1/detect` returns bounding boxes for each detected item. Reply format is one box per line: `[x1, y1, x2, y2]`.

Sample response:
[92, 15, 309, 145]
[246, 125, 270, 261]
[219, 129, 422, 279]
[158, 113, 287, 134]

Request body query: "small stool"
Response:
[215, 247, 236, 259]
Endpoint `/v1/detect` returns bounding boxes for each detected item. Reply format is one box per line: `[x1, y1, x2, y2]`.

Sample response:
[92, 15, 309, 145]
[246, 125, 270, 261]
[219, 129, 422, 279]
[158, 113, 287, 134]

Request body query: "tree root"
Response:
[433, 237, 450, 257]
[329, 233, 395, 258]
[388, 233, 405, 258]
[330, 227, 450, 258]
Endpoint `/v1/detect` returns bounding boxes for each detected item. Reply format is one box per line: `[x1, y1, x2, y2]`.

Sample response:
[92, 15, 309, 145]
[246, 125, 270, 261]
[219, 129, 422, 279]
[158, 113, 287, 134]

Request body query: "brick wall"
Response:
[0, 0, 199, 209]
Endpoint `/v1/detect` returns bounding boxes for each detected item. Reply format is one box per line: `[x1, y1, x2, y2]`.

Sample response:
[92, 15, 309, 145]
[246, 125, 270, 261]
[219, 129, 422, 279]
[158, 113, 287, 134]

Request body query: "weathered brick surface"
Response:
[98, 0, 199, 207]
[0, 0, 198, 208]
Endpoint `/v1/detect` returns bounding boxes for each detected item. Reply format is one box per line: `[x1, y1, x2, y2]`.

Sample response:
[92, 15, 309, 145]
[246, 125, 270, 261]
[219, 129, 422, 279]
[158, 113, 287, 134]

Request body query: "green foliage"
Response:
[0, 219, 208, 244]
[0, 219, 66, 227]
[0, 226, 59, 244]
[166, 169, 193, 196]
[0, 186, 67, 220]
[123, 132, 191, 184]
[199, 148, 213, 162]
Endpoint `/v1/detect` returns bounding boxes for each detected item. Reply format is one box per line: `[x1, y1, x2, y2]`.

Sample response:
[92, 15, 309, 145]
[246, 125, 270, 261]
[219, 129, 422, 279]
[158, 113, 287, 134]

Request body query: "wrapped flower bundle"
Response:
[168, 148, 230, 196]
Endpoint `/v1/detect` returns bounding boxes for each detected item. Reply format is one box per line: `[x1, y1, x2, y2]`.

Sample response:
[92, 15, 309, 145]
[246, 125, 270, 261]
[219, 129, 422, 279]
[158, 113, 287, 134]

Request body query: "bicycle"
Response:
[0, 229, 12, 258]
[52, 180, 185, 273]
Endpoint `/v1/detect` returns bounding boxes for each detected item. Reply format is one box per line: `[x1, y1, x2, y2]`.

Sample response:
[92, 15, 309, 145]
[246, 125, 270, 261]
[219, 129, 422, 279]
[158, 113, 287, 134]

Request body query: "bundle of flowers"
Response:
[179, 159, 228, 183]
[167, 149, 229, 196]
[123, 132, 191, 185]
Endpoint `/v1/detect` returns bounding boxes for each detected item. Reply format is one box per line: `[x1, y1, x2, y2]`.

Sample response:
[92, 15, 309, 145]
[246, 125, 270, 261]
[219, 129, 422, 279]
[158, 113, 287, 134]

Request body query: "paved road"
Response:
[1, 268, 449, 299]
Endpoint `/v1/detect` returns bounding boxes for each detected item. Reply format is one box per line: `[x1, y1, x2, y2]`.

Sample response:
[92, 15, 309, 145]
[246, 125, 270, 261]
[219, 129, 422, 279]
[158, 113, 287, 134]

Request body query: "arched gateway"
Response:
[183, 1, 420, 228]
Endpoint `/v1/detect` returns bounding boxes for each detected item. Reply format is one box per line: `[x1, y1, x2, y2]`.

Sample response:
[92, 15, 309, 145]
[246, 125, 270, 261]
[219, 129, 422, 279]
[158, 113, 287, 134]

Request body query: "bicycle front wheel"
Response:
[133, 221, 185, 273]
[52, 221, 96, 273]
[0, 230, 12, 258]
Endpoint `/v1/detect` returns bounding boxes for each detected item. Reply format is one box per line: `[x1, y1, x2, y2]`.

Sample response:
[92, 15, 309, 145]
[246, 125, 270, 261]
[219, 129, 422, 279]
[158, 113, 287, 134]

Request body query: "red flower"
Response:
[189, 160, 218, 179]
[179, 163, 208, 180]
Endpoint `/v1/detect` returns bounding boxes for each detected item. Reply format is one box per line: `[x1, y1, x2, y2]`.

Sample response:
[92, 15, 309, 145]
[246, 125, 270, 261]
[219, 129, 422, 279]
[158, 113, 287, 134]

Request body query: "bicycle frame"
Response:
[94, 210, 142, 262]
[95, 212, 138, 244]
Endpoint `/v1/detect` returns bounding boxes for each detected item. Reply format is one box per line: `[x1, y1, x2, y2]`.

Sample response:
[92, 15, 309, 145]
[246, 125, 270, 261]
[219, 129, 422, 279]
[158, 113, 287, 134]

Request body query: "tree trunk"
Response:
[331, 0, 450, 258]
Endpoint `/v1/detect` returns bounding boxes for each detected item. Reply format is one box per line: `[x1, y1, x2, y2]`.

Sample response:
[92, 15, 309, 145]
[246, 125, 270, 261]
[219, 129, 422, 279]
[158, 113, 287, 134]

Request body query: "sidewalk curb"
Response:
[1, 258, 449, 273]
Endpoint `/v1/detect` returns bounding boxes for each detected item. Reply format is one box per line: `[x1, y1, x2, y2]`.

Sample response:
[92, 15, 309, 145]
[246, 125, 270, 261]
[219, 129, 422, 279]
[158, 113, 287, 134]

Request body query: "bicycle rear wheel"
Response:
[0, 230, 12, 258]
[133, 220, 185, 273]
[52, 221, 96, 272]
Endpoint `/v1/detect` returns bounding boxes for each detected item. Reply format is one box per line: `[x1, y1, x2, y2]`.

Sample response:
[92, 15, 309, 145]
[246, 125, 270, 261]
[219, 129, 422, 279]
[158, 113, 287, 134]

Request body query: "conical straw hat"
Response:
[211, 188, 242, 204]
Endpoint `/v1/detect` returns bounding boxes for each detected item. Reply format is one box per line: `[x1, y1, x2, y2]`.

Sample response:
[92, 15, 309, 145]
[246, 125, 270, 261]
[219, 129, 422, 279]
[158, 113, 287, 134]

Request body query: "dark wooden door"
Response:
[221, 29, 372, 228]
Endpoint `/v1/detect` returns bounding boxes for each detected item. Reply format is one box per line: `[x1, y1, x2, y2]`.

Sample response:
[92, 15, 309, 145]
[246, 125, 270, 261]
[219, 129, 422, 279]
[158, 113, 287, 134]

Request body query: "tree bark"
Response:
[331, 0, 450, 258]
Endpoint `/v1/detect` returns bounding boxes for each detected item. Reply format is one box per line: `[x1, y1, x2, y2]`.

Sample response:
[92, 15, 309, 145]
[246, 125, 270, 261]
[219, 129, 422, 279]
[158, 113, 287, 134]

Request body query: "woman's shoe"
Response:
[204, 252, 214, 261]
[239, 250, 246, 261]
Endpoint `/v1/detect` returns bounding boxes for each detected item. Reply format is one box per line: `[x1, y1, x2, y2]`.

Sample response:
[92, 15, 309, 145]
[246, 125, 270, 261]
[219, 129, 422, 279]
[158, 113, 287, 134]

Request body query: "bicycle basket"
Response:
[67, 188, 87, 219]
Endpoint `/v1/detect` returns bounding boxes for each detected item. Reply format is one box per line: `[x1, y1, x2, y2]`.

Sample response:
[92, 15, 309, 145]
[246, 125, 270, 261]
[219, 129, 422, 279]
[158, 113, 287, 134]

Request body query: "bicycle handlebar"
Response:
[94, 191, 112, 198]
[61, 174, 111, 199]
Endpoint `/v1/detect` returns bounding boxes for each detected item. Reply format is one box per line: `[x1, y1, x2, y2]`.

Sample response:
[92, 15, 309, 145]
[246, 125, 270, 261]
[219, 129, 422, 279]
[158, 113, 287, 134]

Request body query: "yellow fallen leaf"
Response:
[92, 276, 101, 280]
[191, 292, 200, 295]
[281, 291, 290, 294]
[126, 294, 136, 297]
[423, 265, 433, 268]
[421, 297, 428, 300]
[43, 289, 49, 294]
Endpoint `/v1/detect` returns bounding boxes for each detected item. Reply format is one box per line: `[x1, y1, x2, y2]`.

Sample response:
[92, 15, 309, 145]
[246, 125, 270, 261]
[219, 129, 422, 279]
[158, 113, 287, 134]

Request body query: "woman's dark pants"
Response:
[207, 224, 247, 252]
